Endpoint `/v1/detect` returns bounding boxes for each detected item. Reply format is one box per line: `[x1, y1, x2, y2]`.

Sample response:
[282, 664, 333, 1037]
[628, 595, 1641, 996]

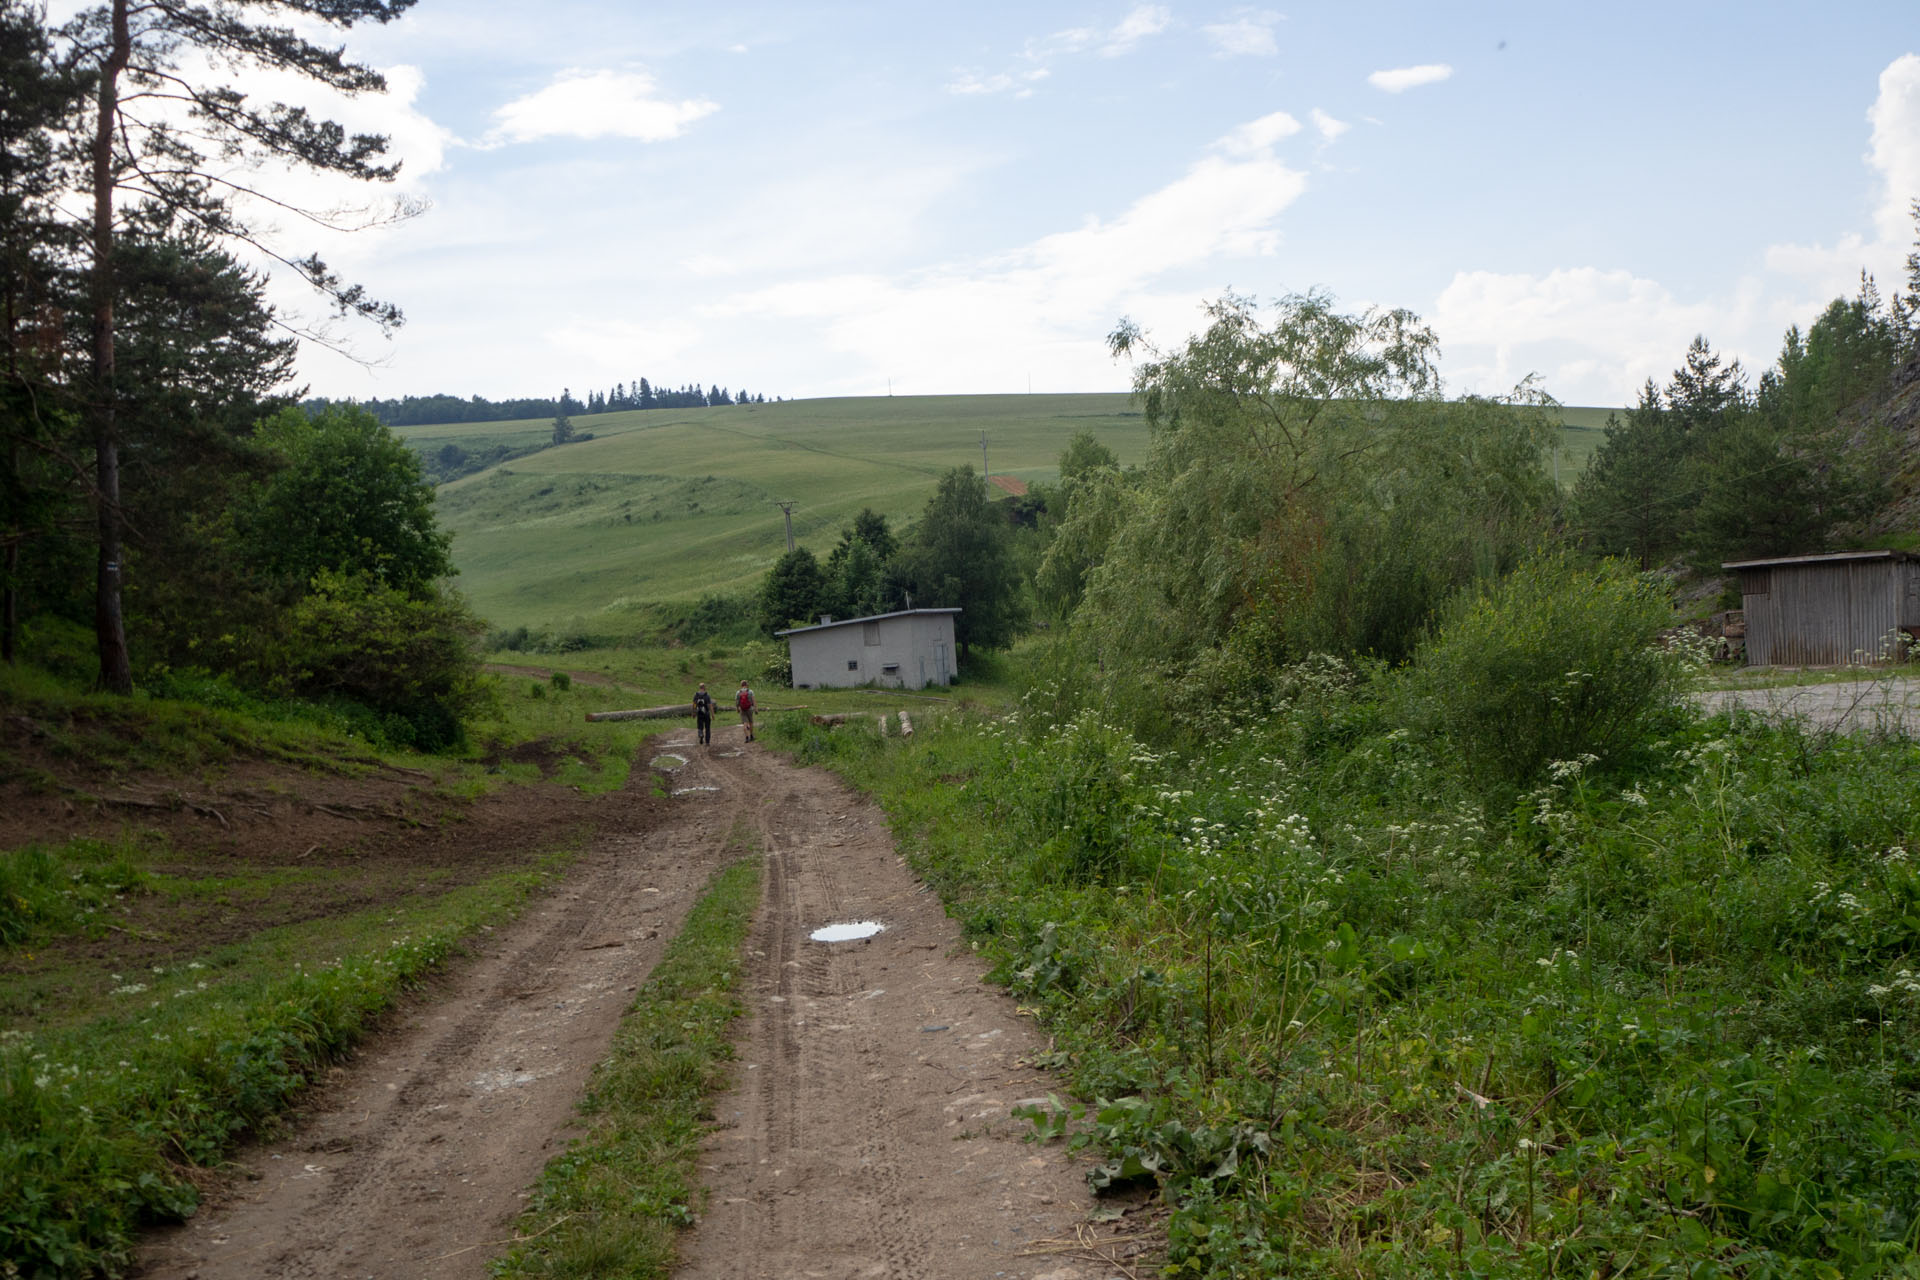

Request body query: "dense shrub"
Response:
[1409, 551, 1687, 791]
[248, 570, 486, 751]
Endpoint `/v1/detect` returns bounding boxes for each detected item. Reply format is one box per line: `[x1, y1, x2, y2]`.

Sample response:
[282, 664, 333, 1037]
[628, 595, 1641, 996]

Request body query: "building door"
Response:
[934, 639, 950, 686]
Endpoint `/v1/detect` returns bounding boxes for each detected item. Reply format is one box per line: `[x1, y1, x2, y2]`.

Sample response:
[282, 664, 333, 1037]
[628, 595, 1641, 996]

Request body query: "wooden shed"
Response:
[1723, 550, 1920, 666]
[776, 608, 959, 690]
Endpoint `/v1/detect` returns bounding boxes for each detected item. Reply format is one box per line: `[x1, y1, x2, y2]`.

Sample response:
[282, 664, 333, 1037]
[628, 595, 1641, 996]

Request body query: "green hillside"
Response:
[399, 394, 1621, 634]
[406, 394, 1147, 632]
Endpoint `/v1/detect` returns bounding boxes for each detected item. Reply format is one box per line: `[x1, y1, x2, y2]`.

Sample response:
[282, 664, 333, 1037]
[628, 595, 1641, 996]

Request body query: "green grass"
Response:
[400, 395, 1619, 633]
[411, 394, 1148, 632]
[0, 843, 583, 1277]
[0, 661, 394, 785]
[492, 847, 762, 1279]
[0, 659, 674, 1277]
[474, 634, 1026, 739]
[764, 671, 1920, 1278]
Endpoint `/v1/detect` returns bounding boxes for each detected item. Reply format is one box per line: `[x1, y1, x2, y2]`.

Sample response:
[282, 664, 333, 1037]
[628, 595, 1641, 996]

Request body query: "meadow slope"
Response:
[398, 394, 1619, 634]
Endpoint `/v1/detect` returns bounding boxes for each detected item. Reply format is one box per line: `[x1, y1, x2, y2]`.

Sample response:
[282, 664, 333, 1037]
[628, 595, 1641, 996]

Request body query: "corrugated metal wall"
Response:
[1742, 561, 1905, 665]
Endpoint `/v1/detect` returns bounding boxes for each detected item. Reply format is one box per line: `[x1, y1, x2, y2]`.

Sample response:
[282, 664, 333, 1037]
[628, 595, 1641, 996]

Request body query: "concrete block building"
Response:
[777, 608, 960, 690]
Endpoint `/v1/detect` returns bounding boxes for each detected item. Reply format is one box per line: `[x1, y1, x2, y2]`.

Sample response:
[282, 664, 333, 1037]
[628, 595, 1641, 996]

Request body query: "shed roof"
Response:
[1722, 549, 1917, 571]
[774, 607, 961, 638]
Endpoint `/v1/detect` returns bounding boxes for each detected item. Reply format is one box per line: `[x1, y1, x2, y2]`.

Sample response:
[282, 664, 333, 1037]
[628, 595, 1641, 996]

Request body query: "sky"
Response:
[161, 1, 1920, 409]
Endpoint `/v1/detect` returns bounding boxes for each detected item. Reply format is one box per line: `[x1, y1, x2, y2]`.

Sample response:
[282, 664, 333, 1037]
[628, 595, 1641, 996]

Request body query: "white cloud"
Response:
[1433, 267, 1741, 403]
[703, 113, 1308, 394]
[1429, 52, 1920, 407]
[1214, 111, 1302, 157]
[1764, 52, 1920, 301]
[949, 5, 1172, 96]
[1202, 11, 1281, 57]
[485, 69, 717, 146]
[1101, 5, 1174, 56]
[1310, 108, 1349, 142]
[1868, 53, 1920, 248]
[946, 67, 1050, 97]
[1368, 63, 1453, 93]
[547, 317, 701, 372]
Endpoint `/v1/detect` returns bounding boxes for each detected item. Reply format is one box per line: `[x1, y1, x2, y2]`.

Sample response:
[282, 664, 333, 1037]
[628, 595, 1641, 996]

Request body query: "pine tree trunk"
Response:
[2, 538, 16, 666]
[88, 0, 131, 693]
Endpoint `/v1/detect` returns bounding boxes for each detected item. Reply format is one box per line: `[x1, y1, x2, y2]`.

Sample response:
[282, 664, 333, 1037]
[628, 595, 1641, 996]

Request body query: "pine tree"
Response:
[0, 0, 85, 665]
[60, 0, 417, 692]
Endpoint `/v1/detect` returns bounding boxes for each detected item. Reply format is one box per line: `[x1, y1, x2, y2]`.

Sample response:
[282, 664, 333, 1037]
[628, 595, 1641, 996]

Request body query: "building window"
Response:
[882, 662, 899, 673]
[847, 659, 859, 671]
[863, 622, 881, 646]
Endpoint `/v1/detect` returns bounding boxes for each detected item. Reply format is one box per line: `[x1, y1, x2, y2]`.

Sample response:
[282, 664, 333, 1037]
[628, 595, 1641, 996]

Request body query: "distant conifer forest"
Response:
[303, 380, 775, 427]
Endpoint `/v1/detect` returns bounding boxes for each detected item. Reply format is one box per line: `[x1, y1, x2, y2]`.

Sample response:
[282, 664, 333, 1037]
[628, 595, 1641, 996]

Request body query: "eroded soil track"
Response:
[132, 728, 1149, 1279]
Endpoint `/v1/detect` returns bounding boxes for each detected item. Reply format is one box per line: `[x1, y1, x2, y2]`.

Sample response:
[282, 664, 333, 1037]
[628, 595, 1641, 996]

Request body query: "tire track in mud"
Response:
[135, 780, 733, 1280]
[135, 726, 1150, 1279]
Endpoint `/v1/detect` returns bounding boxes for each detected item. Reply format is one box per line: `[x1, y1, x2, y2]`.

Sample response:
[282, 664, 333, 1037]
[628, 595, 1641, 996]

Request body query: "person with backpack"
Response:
[736, 679, 756, 742]
[692, 681, 715, 745]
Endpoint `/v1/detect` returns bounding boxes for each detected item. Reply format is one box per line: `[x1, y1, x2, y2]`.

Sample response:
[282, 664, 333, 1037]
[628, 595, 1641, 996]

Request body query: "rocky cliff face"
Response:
[1866, 353, 1920, 541]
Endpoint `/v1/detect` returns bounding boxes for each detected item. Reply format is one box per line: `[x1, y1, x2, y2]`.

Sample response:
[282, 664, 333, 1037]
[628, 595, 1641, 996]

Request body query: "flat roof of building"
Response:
[1723, 549, 1917, 570]
[775, 607, 961, 638]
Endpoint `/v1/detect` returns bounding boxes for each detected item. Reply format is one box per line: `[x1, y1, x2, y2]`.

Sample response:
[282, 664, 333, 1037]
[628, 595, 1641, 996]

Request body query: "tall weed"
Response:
[801, 672, 1920, 1278]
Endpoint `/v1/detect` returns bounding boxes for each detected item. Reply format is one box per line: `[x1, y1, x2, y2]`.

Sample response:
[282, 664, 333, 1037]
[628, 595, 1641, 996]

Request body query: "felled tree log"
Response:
[585, 704, 694, 722]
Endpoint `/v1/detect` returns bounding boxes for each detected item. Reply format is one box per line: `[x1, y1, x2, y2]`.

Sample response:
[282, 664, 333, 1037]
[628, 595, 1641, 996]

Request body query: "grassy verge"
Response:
[1696, 663, 1920, 690]
[0, 845, 581, 1277]
[492, 844, 761, 1279]
[761, 691, 1920, 1278]
[0, 658, 649, 1278]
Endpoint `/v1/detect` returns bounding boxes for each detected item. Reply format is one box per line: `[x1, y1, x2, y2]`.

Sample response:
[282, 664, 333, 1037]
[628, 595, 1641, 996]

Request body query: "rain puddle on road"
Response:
[809, 921, 885, 942]
[672, 785, 719, 796]
[651, 754, 688, 771]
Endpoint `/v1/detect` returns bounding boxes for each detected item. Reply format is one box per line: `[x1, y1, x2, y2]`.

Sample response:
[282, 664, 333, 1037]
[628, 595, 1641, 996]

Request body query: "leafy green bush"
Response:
[250, 569, 486, 752]
[1410, 551, 1687, 791]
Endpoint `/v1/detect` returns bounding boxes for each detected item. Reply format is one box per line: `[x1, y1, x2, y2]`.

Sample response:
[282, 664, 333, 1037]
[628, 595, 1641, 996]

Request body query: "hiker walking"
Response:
[692, 681, 715, 745]
[736, 679, 757, 742]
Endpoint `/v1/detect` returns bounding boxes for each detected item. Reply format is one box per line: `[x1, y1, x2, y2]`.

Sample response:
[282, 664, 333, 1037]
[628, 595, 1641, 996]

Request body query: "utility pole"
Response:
[775, 501, 796, 552]
[979, 432, 989, 486]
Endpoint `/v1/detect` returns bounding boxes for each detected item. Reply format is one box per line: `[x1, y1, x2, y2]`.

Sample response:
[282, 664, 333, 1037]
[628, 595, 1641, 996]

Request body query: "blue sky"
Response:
[243, 2, 1920, 408]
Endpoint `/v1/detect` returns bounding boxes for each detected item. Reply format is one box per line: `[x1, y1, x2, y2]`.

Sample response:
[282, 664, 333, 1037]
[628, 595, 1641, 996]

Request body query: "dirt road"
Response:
[134, 728, 1145, 1279]
[1696, 677, 1920, 733]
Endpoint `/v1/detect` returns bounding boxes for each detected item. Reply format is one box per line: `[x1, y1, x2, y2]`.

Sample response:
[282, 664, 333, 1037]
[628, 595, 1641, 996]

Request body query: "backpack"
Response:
[737, 687, 754, 711]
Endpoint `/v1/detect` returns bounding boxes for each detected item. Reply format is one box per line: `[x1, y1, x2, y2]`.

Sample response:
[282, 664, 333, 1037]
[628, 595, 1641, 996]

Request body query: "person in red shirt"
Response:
[736, 679, 756, 742]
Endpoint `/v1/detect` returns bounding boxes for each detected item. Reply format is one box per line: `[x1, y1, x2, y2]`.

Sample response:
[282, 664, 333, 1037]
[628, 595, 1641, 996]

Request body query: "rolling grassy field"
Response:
[397, 394, 1620, 634]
